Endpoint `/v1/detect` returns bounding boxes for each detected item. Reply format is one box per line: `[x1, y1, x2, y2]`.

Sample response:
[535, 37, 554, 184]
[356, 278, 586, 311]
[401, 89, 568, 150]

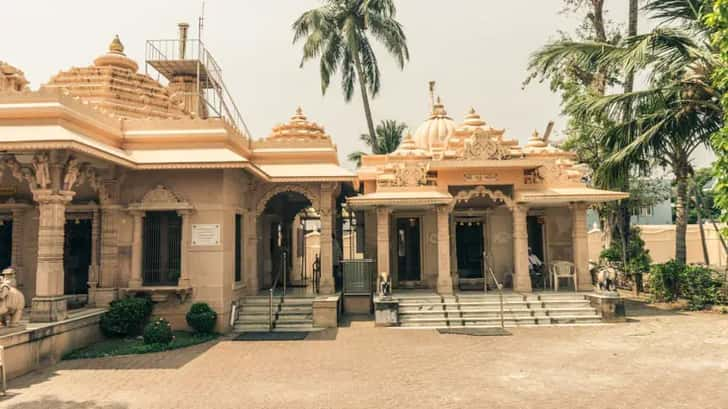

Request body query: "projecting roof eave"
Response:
[347, 191, 454, 209]
[516, 187, 629, 205]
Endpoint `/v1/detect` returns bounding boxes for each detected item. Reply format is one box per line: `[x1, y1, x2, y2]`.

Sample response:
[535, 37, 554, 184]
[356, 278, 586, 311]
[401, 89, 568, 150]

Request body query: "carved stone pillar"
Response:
[436, 205, 453, 295]
[318, 184, 335, 294]
[376, 207, 390, 280]
[129, 211, 145, 288]
[30, 189, 74, 322]
[511, 204, 532, 292]
[571, 202, 591, 291]
[96, 205, 121, 305]
[177, 209, 192, 288]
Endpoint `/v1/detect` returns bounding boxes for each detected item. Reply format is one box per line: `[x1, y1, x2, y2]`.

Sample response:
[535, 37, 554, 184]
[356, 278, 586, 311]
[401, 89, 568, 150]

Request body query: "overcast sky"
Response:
[0, 0, 713, 170]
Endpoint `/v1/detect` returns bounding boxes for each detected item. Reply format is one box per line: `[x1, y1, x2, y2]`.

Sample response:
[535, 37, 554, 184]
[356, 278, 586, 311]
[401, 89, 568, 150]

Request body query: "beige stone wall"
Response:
[588, 224, 728, 268]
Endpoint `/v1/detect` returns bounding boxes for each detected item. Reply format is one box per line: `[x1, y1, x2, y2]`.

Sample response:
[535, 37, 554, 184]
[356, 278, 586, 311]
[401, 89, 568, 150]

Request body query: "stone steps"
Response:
[394, 293, 602, 328]
[233, 296, 316, 332]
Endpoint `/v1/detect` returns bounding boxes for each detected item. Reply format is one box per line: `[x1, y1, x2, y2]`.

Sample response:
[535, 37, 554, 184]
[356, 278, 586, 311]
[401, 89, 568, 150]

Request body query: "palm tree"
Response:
[292, 0, 409, 139]
[348, 119, 407, 167]
[562, 1, 721, 264]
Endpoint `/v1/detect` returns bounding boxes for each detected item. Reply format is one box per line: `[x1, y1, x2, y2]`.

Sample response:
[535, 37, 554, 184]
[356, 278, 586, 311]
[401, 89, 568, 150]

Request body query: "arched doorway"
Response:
[259, 190, 316, 292]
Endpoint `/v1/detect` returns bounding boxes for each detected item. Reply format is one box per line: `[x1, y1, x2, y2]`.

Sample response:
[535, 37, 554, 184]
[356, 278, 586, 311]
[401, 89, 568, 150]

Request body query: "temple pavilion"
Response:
[0, 30, 626, 332]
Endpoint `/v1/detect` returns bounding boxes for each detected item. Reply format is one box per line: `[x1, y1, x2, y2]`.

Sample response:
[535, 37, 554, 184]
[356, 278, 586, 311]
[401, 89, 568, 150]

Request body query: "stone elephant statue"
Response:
[0, 271, 25, 327]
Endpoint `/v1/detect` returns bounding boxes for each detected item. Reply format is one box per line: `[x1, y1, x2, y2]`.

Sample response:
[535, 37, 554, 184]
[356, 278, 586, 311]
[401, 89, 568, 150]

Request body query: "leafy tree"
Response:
[707, 0, 728, 233]
[348, 119, 407, 166]
[292, 0, 409, 140]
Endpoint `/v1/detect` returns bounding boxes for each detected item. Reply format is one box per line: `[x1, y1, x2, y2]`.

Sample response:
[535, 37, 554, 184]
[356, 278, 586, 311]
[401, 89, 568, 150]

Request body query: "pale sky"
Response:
[0, 0, 713, 169]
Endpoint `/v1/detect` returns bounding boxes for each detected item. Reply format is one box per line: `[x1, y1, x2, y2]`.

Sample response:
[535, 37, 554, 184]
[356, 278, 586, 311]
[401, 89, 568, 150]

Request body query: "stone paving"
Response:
[1, 299, 727, 409]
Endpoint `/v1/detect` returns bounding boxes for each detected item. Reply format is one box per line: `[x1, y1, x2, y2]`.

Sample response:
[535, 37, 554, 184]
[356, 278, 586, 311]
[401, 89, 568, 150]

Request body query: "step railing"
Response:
[483, 251, 505, 329]
[268, 250, 288, 331]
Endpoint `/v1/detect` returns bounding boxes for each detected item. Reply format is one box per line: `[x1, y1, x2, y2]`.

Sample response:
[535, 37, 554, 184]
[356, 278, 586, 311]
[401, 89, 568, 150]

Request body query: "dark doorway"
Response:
[0, 219, 12, 271]
[143, 211, 182, 286]
[527, 216, 545, 261]
[64, 219, 92, 295]
[396, 217, 421, 281]
[456, 222, 484, 279]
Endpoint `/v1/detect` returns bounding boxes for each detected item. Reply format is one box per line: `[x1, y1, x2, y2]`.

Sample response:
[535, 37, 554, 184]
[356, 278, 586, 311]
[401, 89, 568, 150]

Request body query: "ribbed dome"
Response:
[412, 97, 455, 150]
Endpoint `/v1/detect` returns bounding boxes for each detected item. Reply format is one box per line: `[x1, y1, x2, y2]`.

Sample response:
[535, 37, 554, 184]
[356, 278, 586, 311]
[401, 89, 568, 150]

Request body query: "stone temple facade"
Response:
[0, 34, 626, 332]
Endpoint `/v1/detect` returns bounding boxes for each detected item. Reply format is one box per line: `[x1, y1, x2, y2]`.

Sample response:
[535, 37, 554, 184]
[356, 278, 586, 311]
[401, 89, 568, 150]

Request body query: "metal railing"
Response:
[483, 251, 505, 329]
[144, 38, 253, 141]
[268, 250, 288, 331]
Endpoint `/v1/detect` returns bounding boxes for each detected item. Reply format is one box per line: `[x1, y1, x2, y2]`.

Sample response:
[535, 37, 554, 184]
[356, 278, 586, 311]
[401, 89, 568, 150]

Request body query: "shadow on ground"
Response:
[623, 297, 687, 319]
[0, 396, 128, 409]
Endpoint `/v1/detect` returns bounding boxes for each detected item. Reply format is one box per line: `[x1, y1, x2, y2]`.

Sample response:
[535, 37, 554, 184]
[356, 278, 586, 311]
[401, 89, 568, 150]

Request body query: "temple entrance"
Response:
[527, 215, 546, 289]
[456, 221, 484, 279]
[260, 191, 314, 291]
[396, 217, 421, 282]
[64, 218, 92, 295]
[0, 219, 12, 270]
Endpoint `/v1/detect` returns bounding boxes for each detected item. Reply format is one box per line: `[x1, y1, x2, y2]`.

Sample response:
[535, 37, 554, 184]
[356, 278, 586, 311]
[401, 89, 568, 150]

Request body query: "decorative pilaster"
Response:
[245, 211, 259, 294]
[571, 202, 591, 291]
[30, 189, 74, 322]
[436, 205, 453, 295]
[376, 207, 390, 281]
[129, 211, 144, 288]
[95, 205, 121, 307]
[177, 209, 192, 288]
[318, 183, 335, 294]
[511, 204, 532, 292]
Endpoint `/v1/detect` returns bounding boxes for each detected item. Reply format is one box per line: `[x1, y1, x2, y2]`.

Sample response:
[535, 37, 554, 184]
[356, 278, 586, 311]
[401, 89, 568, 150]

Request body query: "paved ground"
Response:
[2, 299, 727, 409]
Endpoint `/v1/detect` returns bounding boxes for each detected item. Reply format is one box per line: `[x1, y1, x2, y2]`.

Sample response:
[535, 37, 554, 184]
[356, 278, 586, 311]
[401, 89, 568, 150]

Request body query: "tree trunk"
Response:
[675, 172, 689, 265]
[353, 52, 377, 141]
[623, 0, 639, 294]
[695, 187, 711, 265]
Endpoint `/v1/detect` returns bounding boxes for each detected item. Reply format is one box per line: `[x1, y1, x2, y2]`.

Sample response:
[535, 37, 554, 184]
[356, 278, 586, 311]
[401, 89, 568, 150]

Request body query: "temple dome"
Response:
[412, 97, 455, 150]
[41, 35, 188, 120]
[266, 107, 331, 141]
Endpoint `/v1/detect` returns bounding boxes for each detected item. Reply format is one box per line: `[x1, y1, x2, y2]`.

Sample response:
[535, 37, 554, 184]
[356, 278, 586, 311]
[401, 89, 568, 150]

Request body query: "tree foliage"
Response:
[348, 119, 407, 166]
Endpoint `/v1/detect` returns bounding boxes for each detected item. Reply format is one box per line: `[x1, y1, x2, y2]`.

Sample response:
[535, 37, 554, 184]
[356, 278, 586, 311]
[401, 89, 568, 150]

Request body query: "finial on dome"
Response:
[109, 35, 125, 55]
[526, 129, 547, 148]
[468, 106, 476, 115]
[291, 106, 307, 121]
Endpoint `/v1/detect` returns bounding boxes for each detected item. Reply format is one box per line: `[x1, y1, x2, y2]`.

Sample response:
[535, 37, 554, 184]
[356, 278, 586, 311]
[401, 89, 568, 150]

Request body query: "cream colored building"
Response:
[0, 31, 627, 333]
[349, 93, 627, 294]
[0, 35, 353, 330]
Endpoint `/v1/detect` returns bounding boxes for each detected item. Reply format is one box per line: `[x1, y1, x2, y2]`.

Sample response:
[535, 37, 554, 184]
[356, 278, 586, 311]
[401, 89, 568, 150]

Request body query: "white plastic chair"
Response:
[550, 261, 577, 292]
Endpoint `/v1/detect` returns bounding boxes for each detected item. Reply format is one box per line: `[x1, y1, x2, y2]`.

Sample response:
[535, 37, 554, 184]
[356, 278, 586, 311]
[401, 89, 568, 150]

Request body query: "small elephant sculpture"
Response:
[595, 265, 618, 293]
[377, 271, 391, 297]
[0, 268, 25, 327]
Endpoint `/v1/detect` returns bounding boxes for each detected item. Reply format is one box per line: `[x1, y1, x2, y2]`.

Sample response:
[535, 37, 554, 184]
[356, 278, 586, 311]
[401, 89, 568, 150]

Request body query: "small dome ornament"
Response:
[526, 130, 547, 148]
[109, 35, 125, 54]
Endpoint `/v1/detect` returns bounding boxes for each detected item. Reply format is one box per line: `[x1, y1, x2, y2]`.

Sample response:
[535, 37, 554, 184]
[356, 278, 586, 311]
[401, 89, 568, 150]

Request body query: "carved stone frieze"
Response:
[453, 185, 513, 208]
[461, 128, 510, 160]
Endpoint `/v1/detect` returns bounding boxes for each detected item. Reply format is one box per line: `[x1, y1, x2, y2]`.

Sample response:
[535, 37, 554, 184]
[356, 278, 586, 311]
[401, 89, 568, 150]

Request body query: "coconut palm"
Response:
[347, 119, 407, 167]
[531, 0, 722, 264]
[292, 0, 409, 140]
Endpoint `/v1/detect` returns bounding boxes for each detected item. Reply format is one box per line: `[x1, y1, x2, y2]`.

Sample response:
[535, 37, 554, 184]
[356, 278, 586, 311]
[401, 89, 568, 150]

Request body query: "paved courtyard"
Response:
[2, 299, 727, 409]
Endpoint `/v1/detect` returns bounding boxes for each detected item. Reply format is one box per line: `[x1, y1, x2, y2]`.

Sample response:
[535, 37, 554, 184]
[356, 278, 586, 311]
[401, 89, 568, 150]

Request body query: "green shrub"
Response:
[682, 265, 721, 310]
[143, 318, 173, 345]
[186, 303, 218, 333]
[649, 261, 685, 302]
[100, 297, 153, 337]
[600, 227, 652, 275]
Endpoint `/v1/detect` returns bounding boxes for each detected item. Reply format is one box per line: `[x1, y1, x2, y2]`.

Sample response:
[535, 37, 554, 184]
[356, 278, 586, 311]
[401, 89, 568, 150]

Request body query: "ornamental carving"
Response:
[453, 185, 513, 208]
[129, 185, 192, 211]
[461, 128, 510, 160]
[390, 162, 430, 187]
[255, 184, 320, 216]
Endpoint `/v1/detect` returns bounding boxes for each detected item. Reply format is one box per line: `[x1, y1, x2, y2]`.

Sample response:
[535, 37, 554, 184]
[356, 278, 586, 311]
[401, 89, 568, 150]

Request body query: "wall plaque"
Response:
[191, 224, 220, 246]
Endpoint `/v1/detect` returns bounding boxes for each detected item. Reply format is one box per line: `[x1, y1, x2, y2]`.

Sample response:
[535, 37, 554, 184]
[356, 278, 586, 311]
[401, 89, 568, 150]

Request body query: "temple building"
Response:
[0, 29, 626, 333]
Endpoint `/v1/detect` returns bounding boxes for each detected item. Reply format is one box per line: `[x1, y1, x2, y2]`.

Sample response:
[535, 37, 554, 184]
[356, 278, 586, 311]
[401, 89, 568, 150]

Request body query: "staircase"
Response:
[396, 292, 601, 328]
[233, 295, 315, 332]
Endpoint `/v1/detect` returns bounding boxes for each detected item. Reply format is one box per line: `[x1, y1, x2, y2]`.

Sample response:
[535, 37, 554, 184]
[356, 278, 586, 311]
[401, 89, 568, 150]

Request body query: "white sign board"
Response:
[191, 224, 220, 246]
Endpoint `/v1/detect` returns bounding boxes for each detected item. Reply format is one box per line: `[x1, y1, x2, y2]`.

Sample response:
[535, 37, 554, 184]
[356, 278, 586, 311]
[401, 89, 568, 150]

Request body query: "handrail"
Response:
[268, 250, 288, 332]
[483, 251, 505, 329]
